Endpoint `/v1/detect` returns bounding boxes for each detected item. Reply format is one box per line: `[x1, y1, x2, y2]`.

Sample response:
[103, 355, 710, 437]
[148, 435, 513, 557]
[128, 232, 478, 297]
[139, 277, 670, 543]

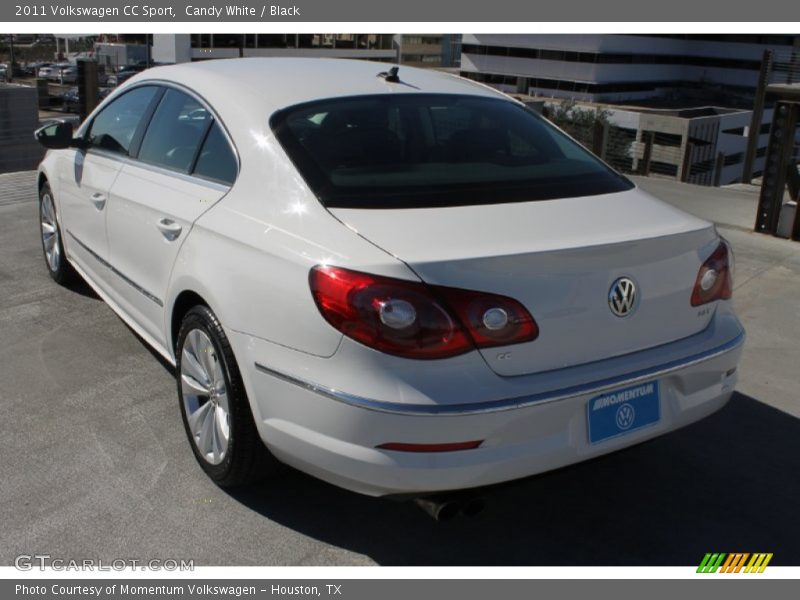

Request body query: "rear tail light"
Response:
[435, 286, 538, 348]
[309, 266, 471, 359]
[691, 240, 733, 306]
[309, 265, 538, 359]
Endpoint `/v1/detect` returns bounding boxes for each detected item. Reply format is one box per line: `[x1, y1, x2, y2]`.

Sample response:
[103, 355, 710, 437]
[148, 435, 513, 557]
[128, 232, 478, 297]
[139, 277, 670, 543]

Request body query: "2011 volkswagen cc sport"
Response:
[35, 58, 744, 497]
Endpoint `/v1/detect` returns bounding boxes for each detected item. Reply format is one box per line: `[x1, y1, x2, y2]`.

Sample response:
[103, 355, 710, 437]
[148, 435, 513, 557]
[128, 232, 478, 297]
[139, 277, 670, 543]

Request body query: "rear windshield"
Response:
[271, 94, 633, 209]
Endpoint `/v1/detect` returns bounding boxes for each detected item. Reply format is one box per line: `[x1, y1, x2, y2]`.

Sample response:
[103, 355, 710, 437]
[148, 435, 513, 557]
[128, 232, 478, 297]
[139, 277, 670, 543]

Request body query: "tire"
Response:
[175, 304, 278, 487]
[39, 182, 76, 285]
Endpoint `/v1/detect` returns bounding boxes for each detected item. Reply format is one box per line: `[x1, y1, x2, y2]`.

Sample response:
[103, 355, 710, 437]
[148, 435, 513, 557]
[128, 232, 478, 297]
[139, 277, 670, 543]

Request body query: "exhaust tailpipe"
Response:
[414, 494, 486, 521]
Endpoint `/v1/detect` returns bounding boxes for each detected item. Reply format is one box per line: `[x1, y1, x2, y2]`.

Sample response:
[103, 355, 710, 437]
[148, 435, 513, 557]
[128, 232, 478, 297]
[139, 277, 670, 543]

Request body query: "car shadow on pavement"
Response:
[227, 392, 800, 566]
[64, 274, 101, 301]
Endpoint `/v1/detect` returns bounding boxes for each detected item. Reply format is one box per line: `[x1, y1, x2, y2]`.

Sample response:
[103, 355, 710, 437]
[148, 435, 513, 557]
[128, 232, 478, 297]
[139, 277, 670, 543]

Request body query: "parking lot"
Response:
[1, 171, 798, 566]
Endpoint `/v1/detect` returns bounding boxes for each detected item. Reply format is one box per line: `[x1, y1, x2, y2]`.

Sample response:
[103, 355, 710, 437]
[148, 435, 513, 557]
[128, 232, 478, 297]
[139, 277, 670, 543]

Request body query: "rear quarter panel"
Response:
[165, 130, 415, 358]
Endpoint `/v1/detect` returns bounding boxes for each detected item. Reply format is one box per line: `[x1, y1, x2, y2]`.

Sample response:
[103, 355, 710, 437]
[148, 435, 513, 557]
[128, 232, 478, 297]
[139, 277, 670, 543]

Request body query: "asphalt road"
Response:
[1, 172, 799, 566]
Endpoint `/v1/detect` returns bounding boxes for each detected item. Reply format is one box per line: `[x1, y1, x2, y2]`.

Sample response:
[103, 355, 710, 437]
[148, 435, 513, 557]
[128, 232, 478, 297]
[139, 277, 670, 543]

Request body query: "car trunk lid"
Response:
[330, 187, 719, 376]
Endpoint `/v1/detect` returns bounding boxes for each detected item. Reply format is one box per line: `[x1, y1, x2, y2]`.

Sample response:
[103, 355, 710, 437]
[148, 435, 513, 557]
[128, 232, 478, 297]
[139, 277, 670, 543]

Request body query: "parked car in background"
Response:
[0, 63, 21, 79]
[58, 66, 78, 84]
[59, 86, 112, 113]
[25, 62, 54, 77]
[33, 59, 745, 499]
[39, 63, 69, 80]
[59, 87, 80, 112]
[42, 63, 72, 81]
[35, 34, 56, 45]
[36, 65, 55, 79]
[36, 63, 54, 79]
[116, 70, 139, 85]
[107, 63, 150, 87]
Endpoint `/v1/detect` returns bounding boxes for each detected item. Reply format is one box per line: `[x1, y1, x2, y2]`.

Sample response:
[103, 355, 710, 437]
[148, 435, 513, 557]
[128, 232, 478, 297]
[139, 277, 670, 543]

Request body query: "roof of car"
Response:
[129, 57, 510, 119]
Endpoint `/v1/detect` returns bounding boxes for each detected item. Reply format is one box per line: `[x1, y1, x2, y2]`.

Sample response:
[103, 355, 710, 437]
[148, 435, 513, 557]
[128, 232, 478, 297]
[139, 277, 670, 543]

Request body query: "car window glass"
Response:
[137, 89, 211, 173]
[272, 94, 633, 209]
[192, 122, 237, 185]
[87, 86, 159, 155]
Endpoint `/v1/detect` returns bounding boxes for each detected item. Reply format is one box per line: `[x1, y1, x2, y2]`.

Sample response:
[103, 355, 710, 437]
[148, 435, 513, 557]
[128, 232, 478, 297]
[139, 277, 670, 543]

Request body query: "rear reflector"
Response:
[376, 441, 483, 453]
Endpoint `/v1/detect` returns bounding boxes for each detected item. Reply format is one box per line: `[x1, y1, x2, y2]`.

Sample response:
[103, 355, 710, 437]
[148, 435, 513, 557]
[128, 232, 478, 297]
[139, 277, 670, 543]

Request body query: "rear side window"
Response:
[271, 94, 633, 209]
[137, 89, 211, 172]
[87, 86, 159, 155]
[192, 122, 237, 185]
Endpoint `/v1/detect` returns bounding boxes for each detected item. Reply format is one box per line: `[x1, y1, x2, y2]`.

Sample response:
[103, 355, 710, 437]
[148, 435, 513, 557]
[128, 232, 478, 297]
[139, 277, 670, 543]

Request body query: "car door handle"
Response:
[156, 218, 183, 241]
[90, 193, 106, 210]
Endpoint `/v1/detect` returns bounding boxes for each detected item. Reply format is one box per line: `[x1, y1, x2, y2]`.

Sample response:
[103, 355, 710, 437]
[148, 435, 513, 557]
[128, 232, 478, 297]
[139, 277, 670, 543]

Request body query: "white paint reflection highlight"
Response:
[284, 200, 309, 217]
[250, 130, 272, 150]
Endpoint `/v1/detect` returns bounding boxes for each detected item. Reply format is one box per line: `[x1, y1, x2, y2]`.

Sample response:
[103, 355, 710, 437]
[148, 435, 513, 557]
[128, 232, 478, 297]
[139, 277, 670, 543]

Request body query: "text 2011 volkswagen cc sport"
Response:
[35, 58, 744, 497]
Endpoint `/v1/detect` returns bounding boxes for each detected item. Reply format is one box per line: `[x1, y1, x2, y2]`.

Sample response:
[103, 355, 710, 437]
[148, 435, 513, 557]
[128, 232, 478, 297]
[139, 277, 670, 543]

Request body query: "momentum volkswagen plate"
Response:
[587, 381, 661, 444]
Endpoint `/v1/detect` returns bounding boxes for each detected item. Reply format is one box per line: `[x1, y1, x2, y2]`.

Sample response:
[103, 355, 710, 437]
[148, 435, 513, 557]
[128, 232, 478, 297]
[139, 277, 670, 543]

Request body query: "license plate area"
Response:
[587, 381, 661, 444]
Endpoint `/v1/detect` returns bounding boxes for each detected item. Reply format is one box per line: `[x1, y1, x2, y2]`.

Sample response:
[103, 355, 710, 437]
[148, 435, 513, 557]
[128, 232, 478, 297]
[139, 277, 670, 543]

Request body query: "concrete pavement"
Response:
[1, 171, 798, 566]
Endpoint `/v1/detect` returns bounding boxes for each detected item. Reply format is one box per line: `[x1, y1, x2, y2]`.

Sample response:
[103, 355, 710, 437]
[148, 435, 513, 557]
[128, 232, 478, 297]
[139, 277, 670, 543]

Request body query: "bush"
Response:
[543, 100, 633, 172]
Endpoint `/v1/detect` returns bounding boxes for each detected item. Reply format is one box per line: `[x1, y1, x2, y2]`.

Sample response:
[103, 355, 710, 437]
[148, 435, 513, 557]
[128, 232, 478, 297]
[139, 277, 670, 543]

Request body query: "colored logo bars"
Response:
[697, 553, 773, 573]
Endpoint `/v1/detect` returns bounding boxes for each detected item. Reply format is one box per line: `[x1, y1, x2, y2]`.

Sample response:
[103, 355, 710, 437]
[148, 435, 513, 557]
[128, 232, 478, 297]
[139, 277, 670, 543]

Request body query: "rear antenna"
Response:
[378, 66, 400, 83]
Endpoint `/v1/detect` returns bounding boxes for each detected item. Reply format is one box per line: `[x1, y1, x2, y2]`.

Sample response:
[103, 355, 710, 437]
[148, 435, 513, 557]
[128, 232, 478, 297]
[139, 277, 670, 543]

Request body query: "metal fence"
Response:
[769, 49, 800, 86]
[601, 125, 638, 175]
[546, 110, 701, 183]
[767, 48, 800, 181]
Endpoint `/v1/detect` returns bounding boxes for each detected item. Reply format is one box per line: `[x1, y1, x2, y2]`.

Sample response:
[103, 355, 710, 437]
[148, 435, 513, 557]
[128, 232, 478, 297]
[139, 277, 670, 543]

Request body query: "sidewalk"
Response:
[633, 176, 762, 232]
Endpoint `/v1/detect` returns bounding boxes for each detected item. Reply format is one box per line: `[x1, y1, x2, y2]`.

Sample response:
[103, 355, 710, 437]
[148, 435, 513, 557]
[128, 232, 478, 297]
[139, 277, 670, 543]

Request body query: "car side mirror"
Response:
[35, 121, 84, 150]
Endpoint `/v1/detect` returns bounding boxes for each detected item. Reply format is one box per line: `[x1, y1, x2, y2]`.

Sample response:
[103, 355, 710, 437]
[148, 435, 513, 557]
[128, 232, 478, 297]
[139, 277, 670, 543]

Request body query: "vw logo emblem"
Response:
[608, 277, 637, 317]
[615, 403, 636, 430]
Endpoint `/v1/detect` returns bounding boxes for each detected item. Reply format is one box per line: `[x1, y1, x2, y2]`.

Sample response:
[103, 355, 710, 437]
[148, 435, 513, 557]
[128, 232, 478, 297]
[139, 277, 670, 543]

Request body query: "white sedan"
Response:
[34, 58, 744, 498]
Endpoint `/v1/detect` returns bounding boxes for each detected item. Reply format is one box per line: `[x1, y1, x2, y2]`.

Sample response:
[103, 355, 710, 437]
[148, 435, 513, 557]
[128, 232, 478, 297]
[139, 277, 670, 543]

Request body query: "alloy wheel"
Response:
[180, 328, 231, 465]
[40, 192, 60, 272]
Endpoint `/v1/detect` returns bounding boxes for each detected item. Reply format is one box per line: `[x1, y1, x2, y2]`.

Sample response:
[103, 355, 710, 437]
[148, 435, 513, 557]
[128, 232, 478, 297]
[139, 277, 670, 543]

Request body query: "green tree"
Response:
[543, 100, 634, 173]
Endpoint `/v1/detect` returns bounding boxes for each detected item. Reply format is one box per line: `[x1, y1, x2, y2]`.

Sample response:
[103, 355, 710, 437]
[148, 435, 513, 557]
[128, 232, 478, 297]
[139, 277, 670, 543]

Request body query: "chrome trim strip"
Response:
[121, 157, 232, 191]
[254, 331, 745, 416]
[66, 230, 164, 307]
[85, 148, 231, 192]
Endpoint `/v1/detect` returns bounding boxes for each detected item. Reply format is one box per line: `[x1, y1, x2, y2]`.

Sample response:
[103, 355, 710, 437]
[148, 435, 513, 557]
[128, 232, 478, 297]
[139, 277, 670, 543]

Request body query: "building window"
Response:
[190, 34, 211, 49]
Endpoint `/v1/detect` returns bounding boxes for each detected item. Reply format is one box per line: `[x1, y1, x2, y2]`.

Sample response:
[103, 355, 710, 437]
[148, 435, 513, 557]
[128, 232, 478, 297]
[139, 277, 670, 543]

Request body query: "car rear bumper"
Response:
[230, 318, 744, 497]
